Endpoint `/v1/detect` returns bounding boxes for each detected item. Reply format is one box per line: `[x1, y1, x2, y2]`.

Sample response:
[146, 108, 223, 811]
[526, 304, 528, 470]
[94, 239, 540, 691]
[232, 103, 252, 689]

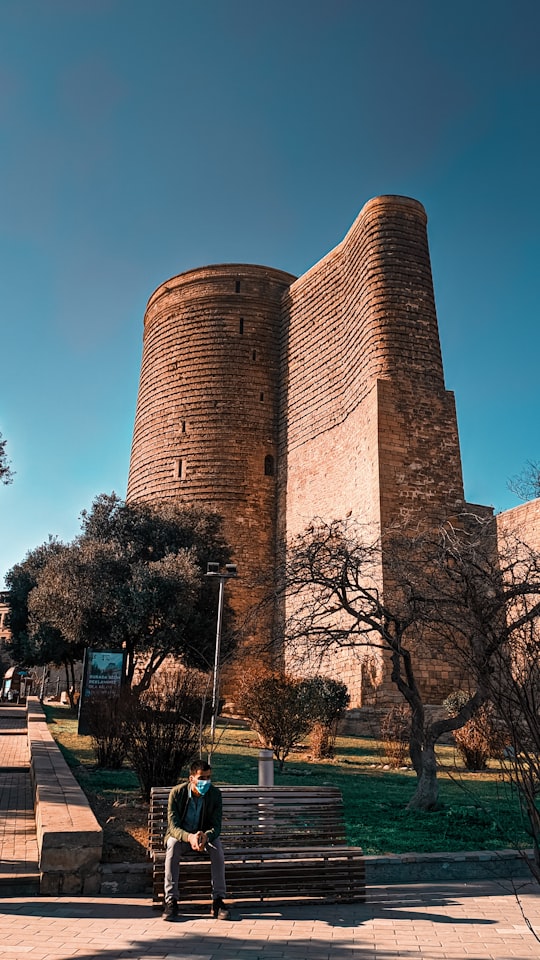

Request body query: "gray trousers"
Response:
[164, 837, 227, 901]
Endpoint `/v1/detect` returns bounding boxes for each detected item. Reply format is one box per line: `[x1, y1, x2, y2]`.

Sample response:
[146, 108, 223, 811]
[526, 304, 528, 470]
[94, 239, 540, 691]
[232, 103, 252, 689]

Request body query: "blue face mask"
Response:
[195, 778, 211, 796]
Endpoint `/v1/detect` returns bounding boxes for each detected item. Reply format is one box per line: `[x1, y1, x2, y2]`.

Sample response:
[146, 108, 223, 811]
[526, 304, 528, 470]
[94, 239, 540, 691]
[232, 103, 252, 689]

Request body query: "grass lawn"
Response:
[43, 704, 532, 856]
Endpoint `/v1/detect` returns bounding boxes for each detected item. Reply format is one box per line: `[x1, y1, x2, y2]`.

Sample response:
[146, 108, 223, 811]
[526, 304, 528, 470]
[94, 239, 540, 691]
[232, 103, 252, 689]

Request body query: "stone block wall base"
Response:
[40, 870, 102, 896]
[364, 849, 536, 885]
[27, 698, 103, 898]
[99, 862, 153, 895]
[340, 705, 456, 743]
[98, 853, 535, 897]
[39, 843, 103, 872]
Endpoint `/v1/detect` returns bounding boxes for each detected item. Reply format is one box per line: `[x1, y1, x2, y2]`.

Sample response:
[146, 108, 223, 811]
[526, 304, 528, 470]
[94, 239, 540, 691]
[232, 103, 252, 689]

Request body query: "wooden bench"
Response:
[148, 785, 365, 904]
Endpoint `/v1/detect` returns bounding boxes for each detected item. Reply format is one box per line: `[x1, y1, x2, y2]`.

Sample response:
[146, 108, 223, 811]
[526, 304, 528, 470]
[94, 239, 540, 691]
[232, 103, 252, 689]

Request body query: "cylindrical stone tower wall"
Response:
[127, 263, 295, 645]
[343, 195, 445, 388]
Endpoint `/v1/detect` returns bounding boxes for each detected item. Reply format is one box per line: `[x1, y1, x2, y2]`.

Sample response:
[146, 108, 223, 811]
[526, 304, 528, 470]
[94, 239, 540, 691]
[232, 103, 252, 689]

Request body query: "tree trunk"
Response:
[63, 659, 76, 709]
[389, 645, 440, 808]
[125, 644, 135, 686]
[131, 650, 169, 695]
[407, 740, 440, 810]
[63, 661, 70, 702]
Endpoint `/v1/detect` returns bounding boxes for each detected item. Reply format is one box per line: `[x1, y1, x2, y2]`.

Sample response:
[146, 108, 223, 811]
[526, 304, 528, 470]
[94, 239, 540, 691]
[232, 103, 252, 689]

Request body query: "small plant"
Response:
[235, 669, 316, 771]
[302, 676, 350, 759]
[443, 691, 508, 771]
[380, 703, 411, 768]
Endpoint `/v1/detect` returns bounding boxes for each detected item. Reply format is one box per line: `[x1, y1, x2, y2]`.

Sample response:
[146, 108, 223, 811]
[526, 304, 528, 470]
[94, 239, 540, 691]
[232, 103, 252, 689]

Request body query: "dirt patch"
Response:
[86, 792, 149, 863]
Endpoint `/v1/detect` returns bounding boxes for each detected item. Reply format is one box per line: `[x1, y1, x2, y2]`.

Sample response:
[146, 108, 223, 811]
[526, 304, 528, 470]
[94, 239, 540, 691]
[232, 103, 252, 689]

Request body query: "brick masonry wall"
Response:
[496, 497, 540, 552]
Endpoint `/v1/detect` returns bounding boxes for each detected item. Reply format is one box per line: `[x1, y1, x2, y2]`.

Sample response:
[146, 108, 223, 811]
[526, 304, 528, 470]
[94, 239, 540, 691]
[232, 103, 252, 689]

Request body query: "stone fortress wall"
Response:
[278, 196, 471, 705]
[127, 195, 540, 709]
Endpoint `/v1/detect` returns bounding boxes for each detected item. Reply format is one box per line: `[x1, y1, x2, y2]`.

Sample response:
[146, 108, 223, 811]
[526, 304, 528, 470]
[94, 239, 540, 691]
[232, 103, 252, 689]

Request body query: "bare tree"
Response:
[282, 515, 540, 812]
[0, 432, 14, 485]
[464, 525, 540, 881]
[508, 460, 540, 502]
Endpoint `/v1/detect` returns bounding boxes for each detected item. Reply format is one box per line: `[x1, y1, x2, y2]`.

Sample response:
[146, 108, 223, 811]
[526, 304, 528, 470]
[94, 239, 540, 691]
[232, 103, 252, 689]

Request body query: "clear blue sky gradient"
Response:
[1, 0, 539, 585]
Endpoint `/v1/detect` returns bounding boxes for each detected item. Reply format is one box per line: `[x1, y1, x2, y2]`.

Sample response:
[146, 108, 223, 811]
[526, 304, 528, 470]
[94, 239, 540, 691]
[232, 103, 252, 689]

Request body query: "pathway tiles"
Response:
[0, 704, 39, 895]
[0, 881, 539, 960]
[0, 703, 30, 769]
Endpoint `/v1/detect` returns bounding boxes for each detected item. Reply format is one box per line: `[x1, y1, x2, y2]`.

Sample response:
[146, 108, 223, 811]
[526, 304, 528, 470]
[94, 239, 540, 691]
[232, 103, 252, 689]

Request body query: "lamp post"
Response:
[206, 561, 238, 762]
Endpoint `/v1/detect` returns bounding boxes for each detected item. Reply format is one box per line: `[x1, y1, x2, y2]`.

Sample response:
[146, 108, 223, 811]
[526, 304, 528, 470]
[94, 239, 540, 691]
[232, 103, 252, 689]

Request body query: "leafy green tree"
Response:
[11, 493, 234, 693]
[5, 538, 82, 705]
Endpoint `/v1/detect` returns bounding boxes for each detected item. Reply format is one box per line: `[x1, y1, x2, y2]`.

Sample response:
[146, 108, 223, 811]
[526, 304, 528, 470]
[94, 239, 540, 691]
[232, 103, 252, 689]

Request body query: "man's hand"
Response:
[196, 830, 208, 850]
[188, 831, 207, 851]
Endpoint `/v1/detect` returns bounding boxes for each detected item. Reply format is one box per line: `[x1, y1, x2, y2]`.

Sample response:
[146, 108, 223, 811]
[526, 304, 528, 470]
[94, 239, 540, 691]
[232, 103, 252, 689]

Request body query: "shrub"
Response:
[122, 667, 210, 800]
[301, 676, 350, 758]
[443, 691, 508, 771]
[380, 703, 411, 768]
[235, 670, 316, 771]
[85, 691, 129, 769]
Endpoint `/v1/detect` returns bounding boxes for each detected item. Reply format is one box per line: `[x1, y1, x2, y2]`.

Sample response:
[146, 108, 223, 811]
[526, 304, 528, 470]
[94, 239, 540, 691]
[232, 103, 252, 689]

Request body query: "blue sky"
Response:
[1, 0, 539, 585]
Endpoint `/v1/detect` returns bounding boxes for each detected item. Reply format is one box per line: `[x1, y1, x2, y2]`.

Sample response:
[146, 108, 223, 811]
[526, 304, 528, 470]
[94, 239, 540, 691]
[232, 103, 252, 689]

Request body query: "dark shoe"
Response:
[211, 897, 231, 920]
[162, 898, 178, 921]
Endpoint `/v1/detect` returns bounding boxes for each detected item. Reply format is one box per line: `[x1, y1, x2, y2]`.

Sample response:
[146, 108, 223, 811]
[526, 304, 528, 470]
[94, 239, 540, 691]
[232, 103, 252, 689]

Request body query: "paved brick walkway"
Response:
[0, 880, 539, 959]
[1, 703, 540, 957]
[0, 704, 30, 767]
[0, 703, 40, 894]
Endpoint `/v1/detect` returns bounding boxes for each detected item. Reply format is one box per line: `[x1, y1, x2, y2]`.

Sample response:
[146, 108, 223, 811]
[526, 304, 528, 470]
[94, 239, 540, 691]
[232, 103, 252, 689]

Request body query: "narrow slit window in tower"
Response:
[260, 392, 264, 402]
[174, 458, 186, 481]
[181, 420, 186, 433]
[264, 455, 275, 476]
[239, 317, 244, 334]
[252, 350, 257, 360]
[235, 280, 241, 293]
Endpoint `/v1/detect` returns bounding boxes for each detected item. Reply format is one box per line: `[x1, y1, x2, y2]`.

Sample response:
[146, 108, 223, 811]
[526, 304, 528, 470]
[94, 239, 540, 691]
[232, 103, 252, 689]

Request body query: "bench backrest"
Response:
[149, 785, 348, 852]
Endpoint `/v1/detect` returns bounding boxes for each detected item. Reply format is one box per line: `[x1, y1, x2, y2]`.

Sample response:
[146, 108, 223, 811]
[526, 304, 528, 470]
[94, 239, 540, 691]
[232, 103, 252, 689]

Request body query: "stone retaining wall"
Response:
[365, 849, 535, 886]
[26, 697, 103, 895]
[99, 849, 536, 896]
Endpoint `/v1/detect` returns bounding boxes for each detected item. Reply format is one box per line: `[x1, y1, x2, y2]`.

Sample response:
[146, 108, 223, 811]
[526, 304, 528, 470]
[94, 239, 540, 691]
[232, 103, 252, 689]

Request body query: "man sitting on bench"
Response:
[162, 759, 231, 921]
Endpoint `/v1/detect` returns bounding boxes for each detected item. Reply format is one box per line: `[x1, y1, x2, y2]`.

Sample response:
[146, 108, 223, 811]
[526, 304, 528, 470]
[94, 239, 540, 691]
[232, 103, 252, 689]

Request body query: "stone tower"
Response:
[278, 196, 467, 704]
[128, 196, 474, 705]
[127, 263, 296, 637]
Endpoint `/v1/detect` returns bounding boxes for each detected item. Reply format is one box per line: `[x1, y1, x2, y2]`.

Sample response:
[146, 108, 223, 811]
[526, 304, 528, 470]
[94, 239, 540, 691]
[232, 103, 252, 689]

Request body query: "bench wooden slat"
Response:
[148, 785, 365, 905]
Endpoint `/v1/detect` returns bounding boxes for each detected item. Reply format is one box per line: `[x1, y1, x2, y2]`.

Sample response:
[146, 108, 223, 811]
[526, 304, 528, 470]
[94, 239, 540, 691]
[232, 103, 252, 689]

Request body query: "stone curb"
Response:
[27, 697, 103, 895]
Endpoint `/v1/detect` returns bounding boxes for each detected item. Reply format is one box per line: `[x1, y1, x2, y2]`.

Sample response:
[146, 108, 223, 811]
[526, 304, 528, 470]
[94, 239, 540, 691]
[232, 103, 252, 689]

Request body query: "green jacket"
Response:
[165, 781, 223, 846]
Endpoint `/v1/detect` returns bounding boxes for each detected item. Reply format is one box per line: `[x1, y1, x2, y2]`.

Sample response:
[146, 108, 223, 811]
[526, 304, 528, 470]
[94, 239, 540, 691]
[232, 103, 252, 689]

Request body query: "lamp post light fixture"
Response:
[206, 561, 238, 761]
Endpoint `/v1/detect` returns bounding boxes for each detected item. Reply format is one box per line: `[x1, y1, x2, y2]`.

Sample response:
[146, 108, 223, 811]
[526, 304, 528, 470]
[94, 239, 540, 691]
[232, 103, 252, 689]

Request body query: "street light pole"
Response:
[206, 562, 238, 762]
